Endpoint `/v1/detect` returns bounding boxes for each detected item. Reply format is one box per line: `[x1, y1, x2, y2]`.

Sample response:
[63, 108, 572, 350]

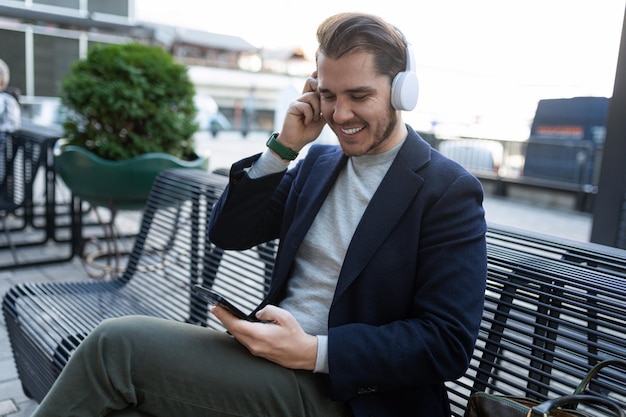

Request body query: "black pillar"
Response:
[590, 6, 626, 249]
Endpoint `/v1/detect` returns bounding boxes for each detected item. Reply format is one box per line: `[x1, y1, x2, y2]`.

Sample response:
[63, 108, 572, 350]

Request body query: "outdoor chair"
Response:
[0, 132, 23, 262]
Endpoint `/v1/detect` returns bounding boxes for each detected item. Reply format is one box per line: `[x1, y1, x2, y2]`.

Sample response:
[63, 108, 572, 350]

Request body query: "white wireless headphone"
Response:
[390, 34, 419, 111]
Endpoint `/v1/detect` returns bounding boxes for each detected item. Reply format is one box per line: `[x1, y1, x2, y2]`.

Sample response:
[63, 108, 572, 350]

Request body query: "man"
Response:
[0, 58, 20, 134]
[33, 12, 486, 417]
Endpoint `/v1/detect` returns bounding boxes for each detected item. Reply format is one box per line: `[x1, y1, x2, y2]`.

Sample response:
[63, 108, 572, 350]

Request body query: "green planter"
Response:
[55, 144, 209, 211]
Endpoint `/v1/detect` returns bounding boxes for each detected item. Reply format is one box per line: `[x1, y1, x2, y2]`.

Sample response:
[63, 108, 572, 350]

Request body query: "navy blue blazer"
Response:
[209, 126, 487, 417]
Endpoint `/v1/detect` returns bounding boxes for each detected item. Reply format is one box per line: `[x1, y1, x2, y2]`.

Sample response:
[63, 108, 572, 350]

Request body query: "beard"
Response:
[333, 106, 399, 157]
[365, 107, 398, 155]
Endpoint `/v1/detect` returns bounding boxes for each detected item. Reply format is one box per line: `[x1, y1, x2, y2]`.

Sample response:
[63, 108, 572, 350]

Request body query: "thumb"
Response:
[255, 305, 288, 323]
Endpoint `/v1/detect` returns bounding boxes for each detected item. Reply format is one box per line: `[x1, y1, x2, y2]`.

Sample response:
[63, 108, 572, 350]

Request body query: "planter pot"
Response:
[54, 144, 209, 211]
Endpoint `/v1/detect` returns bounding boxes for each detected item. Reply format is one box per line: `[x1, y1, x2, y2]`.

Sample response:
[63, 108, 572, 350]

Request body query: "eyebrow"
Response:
[318, 86, 376, 95]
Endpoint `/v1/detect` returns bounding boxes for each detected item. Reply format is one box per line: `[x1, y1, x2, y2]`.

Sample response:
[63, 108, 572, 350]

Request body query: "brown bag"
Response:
[465, 360, 626, 417]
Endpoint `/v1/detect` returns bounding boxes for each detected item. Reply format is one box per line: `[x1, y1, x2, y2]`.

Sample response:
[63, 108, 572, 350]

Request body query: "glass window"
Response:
[0, 30, 26, 94]
[34, 0, 79, 8]
[34, 35, 79, 97]
[88, 0, 129, 17]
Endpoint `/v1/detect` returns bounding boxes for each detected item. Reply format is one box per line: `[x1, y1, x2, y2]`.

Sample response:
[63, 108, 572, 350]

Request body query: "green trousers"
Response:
[32, 315, 351, 417]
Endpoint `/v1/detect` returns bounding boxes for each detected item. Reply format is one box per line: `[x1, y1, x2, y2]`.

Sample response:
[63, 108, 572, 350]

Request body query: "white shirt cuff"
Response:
[313, 335, 329, 373]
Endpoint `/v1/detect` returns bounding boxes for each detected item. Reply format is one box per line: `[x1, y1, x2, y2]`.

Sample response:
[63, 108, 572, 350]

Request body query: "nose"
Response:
[331, 96, 354, 124]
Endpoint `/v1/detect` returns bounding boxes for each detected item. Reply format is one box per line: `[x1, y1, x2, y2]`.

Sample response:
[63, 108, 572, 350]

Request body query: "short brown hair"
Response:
[316, 13, 407, 82]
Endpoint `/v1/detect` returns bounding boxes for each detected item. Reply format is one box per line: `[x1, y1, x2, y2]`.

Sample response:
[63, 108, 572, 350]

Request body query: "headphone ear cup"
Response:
[391, 70, 419, 111]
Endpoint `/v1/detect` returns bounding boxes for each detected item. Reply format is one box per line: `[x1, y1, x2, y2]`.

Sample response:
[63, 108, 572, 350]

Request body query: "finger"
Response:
[255, 305, 296, 327]
[306, 92, 322, 121]
[302, 76, 319, 94]
[289, 99, 318, 125]
[255, 305, 282, 323]
[211, 305, 239, 327]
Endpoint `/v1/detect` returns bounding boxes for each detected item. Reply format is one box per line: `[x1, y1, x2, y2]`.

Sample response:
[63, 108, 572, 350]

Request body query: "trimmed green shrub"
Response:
[61, 42, 198, 161]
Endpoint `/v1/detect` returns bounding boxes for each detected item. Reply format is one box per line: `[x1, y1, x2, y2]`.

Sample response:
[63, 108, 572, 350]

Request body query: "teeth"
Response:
[341, 126, 364, 135]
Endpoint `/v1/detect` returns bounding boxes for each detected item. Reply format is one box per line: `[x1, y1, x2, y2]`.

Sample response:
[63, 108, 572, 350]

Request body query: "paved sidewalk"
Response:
[483, 194, 592, 242]
[0, 176, 594, 416]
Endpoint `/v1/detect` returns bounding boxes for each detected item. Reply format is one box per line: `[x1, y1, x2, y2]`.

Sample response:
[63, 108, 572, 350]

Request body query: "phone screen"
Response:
[193, 285, 254, 321]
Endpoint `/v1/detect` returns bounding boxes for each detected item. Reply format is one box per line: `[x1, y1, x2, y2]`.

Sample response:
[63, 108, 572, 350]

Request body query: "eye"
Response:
[351, 94, 368, 101]
[320, 94, 336, 102]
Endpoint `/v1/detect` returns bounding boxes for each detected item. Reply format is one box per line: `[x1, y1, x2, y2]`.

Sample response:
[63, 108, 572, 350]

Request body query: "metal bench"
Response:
[447, 226, 626, 416]
[2, 168, 274, 402]
[3, 168, 625, 415]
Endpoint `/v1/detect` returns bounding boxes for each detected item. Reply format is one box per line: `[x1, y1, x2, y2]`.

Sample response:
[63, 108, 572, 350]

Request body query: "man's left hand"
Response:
[211, 304, 318, 370]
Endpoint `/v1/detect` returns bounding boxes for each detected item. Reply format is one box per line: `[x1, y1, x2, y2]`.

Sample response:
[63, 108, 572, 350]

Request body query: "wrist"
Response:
[266, 132, 299, 161]
[301, 334, 318, 371]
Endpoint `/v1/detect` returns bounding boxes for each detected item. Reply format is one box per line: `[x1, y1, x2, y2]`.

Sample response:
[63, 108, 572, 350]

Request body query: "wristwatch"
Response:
[266, 132, 299, 161]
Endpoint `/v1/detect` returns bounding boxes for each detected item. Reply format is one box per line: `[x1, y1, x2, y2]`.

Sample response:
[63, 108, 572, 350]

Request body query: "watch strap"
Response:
[266, 132, 299, 161]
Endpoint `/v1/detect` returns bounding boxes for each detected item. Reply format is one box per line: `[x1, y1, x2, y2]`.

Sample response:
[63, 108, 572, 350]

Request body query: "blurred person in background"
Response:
[0, 59, 20, 135]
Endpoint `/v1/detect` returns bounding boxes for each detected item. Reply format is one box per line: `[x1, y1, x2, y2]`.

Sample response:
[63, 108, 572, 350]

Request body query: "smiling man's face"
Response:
[317, 51, 406, 156]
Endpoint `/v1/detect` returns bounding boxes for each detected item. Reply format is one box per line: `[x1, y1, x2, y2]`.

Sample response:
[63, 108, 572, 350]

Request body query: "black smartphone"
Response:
[193, 285, 255, 321]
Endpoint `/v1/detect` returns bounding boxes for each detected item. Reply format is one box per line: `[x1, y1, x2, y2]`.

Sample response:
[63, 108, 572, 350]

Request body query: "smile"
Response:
[341, 126, 365, 135]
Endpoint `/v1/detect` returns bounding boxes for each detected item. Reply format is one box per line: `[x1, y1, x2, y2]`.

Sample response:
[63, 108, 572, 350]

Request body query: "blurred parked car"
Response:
[194, 95, 231, 137]
[438, 139, 503, 176]
[20, 96, 64, 128]
[208, 112, 231, 137]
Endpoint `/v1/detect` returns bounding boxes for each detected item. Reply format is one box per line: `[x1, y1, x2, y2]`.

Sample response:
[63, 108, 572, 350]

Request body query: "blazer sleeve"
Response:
[208, 153, 290, 249]
[209, 144, 340, 250]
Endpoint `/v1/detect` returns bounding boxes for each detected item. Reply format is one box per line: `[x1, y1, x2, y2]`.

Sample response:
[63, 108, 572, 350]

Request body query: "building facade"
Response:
[0, 0, 313, 131]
